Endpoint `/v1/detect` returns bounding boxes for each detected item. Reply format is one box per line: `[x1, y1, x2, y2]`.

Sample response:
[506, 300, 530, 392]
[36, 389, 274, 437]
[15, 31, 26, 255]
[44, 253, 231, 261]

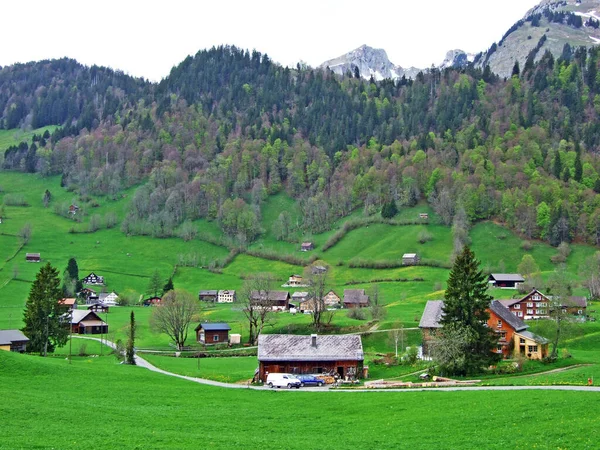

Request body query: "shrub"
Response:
[346, 308, 367, 320]
[78, 343, 88, 356]
[370, 304, 387, 321]
[3, 194, 28, 206]
[418, 230, 433, 244]
[521, 240, 533, 251]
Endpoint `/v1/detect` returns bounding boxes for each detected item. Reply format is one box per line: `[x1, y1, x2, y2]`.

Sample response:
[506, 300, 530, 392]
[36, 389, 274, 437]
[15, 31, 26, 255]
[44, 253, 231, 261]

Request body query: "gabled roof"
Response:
[291, 291, 309, 299]
[517, 330, 550, 345]
[489, 300, 528, 332]
[566, 296, 587, 308]
[195, 322, 231, 332]
[59, 298, 76, 306]
[71, 310, 105, 324]
[343, 289, 369, 304]
[251, 291, 290, 302]
[218, 290, 235, 295]
[199, 290, 218, 296]
[258, 334, 363, 362]
[489, 273, 525, 282]
[498, 299, 521, 308]
[26, 253, 40, 258]
[0, 329, 29, 345]
[419, 300, 444, 328]
[403, 253, 418, 258]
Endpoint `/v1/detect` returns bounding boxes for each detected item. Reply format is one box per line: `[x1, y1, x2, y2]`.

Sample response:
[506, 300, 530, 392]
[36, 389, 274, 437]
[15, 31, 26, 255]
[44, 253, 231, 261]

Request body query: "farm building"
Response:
[58, 298, 77, 311]
[250, 291, 290, 311]
[561, 296, 588, 316]
[311, 265, 328, 275]
[70, 310, 108, 335]
[88, 303, 109, 313]
[501, 289, 588, 319]
[143, 296, 162, 306]
[402, 253, 420, 265]
[98, 292, 118, 306]
[323, 290, 341, 306]
[419, 213, 429, 220]
[257, 334, 364, 381]
[301, 242, 314, 252]
[286, 274, 305, 287]
[195, 323, 231, 344]
[0, 330, 30, 352]
[25, 253, 41, 262]
[78, 288, 96, 299]
[198, 290, 218, 302]
[419, 300, 549, 360]
[488, 273, 524, 289]
[343, 289, 369, 308]
[82, 273, 105, 285]
[218, 290, 236, 303]
[68, 204, 79, 215]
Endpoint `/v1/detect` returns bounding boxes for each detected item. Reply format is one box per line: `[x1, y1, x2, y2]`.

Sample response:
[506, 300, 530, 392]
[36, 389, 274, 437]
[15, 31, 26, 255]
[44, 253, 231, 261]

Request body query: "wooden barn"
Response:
[198, 290, 218, 302]
[25, 253, 41, 262]
[488, 273, 524, 289]
[0, 330, 30, 352]
[58, 298, 77, 311]
[70, 310, 108, 335]
[195, 323, 231, 344]
[250, 290, 290, 311]
[143, 296, 162, 306]
[343, 289, 369, 308]
[257, 334, 364, 381]
[82, 272, 105, 285]
[301, 242, 314, 252]
[402, 253, 420, 265]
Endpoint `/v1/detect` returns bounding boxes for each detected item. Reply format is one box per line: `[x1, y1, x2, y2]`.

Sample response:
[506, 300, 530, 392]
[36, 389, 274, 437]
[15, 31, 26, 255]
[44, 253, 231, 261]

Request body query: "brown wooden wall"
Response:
[197, 329, 229, 344]
[259, 360, 362, 381]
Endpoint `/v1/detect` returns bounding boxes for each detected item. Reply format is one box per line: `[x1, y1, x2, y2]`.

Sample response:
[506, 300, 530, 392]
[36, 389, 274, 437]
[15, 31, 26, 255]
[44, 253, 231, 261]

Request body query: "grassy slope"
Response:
[1, 350, 599, 449]
[0, 125, 59, 153]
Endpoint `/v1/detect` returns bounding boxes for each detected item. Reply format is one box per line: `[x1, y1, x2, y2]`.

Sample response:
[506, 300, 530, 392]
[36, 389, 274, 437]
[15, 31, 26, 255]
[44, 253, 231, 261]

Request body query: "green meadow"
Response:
[0, 125, 58, 153]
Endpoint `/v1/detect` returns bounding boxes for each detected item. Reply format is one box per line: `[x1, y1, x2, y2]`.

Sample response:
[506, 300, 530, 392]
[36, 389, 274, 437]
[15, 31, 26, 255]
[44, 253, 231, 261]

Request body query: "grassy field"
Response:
[1, 350, 600, 449]
[0, 125, 59, 153]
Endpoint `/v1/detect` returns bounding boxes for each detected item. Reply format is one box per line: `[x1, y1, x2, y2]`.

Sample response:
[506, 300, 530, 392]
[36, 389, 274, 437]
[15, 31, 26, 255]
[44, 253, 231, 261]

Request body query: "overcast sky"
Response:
[3, 0, 541, 81]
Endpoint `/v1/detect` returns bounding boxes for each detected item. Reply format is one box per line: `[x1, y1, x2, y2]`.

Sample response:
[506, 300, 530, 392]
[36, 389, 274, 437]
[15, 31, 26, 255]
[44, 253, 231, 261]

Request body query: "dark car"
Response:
[296, 374, 324, 387]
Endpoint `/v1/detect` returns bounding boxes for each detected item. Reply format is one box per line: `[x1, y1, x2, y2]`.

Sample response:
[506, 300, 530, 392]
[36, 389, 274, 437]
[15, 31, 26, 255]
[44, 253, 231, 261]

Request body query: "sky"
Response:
[3, 0, 541, 81]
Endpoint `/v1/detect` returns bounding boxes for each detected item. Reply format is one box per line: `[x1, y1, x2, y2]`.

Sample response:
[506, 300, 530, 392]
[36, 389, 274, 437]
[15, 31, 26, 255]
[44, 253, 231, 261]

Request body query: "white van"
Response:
[266, 373, 301, 389]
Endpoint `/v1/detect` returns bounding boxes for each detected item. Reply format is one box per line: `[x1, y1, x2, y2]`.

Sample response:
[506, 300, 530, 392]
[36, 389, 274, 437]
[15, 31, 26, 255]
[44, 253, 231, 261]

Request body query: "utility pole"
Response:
[69, 309, 73, 364]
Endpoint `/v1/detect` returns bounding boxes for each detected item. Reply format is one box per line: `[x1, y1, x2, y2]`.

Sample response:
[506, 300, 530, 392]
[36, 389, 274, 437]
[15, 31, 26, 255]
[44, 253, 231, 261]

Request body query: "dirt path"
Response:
[73, 336, 600, 393]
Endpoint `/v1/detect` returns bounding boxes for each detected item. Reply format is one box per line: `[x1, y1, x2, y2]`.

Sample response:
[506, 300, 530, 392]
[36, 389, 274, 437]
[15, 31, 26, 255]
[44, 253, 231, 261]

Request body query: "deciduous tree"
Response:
[150, 290, 199, 350]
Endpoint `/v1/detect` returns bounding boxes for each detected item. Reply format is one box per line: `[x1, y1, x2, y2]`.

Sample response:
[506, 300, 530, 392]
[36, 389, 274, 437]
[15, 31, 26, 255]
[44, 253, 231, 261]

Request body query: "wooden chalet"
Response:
[402, 253, 420, 265]
[488, 273, 524, 289]
[562, 296, 588, 316]
[257, 334, 364, 381]
[195, 322, 231, 344]
[82, 272, 105, 285]
[68, 204, 79, 215]
[70, 310, 108, 335]
[499, 288, 550, 320]
[88, 303, 109, 313]
[418, 300, 444, 356]
[198, 290, 218, 302]
[301, 242, 314, 252]
[343, 289, 369, 308]
[58, 298, 77, 311]
[250, 290, 290, 311]
[143, 296, 162, 306]
[98, 292, 118, 306]
[25, 253, 40, 262]
[217, 290, 236, 303]
[78, 288, 97, 299]
[286, 274, 304, 287]
[323, 290, 341, 306]
[0, 330, 29, 352]
[419, 213, 429, 220]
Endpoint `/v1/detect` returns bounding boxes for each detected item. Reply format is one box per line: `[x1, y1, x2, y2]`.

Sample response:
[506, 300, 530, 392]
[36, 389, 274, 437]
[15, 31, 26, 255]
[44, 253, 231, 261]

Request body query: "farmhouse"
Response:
[561, 296, 588, 316]
[286, 274, 304, 287]
[301, 242, 314, 252]
[78, 288, 96, 299]
[195, 323, 231, 344]
[0, 329, 30, 352]
[292, 292, 310, 310]
[402, 253, 420, 265]
[323, 290, 341, 306]
[25, 253, 41, 262]
[70, 310, 108, 335]
[343, 289, 369, 308]
[499, 288, 550, 320]
[218, 290, 236, 303]
[257, 333, 364, 381]
[88, 303, 109, 313]
[198, 290, 218, 302]
[419, 213, 429, 220]
[68, 204, 79, 215]
[58, 298, 77, 311]
[99, 292, 118, 306]
[143, 296, 162, 306]
[82, 272, 105, 285]
[488, 273, 524, 289]
[250, 290, 290, 311]
[419, 300, 549, 360]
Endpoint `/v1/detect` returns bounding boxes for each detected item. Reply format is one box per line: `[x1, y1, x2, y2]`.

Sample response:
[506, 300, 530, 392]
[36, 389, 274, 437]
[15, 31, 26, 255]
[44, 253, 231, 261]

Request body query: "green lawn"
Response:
[0, 125, 59, 153]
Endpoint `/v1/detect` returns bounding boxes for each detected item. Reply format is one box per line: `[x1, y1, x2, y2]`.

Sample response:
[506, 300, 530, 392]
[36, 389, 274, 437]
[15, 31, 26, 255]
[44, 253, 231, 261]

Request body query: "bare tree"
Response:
[581, 251, 600, 300]
[369, 284, 387, 321]
[19, 223, 32, 245]
[389, 321, 405, 358]
[241, 273, 276, 345]
[150, 290, 199, 350]
[304, 263, 329, 331]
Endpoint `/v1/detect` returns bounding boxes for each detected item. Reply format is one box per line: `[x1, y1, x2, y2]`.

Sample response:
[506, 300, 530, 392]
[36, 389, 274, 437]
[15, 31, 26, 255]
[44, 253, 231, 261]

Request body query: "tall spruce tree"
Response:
[22, 263, 69, 356]
[126, 311, 136, 365]
[437, 246, 500, 375]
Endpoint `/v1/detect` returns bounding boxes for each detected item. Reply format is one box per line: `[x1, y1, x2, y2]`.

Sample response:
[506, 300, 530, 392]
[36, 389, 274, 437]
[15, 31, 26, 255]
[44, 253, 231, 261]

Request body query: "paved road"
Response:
[73, 336, 600, 393]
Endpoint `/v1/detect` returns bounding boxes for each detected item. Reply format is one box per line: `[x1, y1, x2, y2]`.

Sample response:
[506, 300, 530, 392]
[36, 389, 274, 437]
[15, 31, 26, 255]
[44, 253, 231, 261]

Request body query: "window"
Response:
[527, 309, 534, 315]
[517, 311, 523, 317]
[532, 294, 541, 300]
[497, 345, 503, 352]
[497, 320, 502, 328]
[500, 331, 507, 340]
[528, 345, 538, 353]
[520, 338, 525, 344]
[527, 302, 534, 307]
[540, 302, 547, 307]
[213, 335, 219, 342]
[514, 304, 521, 309]
[537, 309, 545, 315]
[578, 310, 583, 315]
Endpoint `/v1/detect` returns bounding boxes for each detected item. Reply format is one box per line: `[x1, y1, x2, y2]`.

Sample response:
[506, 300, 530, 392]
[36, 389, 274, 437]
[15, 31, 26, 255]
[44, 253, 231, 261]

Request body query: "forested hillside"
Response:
[2, 45, 600, 246]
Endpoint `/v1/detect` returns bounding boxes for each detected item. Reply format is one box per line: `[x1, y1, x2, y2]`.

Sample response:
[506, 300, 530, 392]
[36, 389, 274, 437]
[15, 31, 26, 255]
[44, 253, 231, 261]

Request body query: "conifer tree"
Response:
[126, 311, 136, 365]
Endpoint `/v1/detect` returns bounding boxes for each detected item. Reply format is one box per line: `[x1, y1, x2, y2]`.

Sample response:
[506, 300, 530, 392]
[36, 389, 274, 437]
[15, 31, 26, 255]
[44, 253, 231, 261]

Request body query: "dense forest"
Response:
[3, 44, 600, 247]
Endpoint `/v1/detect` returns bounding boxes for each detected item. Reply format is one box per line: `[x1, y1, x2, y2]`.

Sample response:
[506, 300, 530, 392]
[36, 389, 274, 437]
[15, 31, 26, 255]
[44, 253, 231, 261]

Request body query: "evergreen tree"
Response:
[574, 152, 583, 182]
[163, 277, 174, 295]
[63, 257, 82, 296]
[553, 151, 563, 179]
[381, 200, 398, 219]
[147, 269, 163, 298]
[511, 60, 520, 77]
[126, 311, 136, 365]
[437, 247, 500, 375]
[22, 263, 69, 356]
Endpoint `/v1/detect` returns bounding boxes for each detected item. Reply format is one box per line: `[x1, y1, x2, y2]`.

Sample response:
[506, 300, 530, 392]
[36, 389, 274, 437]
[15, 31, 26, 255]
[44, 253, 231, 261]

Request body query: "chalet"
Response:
[218, 290, 236, 303]
[250, 291, 290, 311]
[88, 303, 109, 313]
[25, 253, 41, 262]
[98, 292, 118, 306]
[58, 298, 77, 311]
[195, 323, 231, 344]
[0, 330, 30, 352]
[301, 242, 314, 252]
[78, 288, 97, 299]
[70, 310, 108, 335]
[292, 292, 310, 310]
[323, 290, 341, 307]
[499, 288, 550, 320]
[343, 289, 369, 308]
[488, 273, 524, 289]
[257, 334, 364, 381]
[68, 204, 79, 215]
[419, 300, 549, 360]
[143, 296, 162, 306]
[311, 265, 328, 275]
[419, 213, 429, 220]
[85, 293, 100, 305]
[198, 290, 218, 302]
[82, 272, 105, 285]
[402, 253, 420, 265]
[286, 274, 305, 287]
[562, 296, 588, 316]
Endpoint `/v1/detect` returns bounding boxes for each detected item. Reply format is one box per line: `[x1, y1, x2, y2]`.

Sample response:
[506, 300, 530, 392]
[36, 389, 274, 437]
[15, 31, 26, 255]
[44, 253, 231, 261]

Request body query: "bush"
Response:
[418, 230, 433, 244]
[521, 240, 533, 251]
[78, 343, 88, 356]
[3, 194, 28, 206]
[370, 304, 387, 321]
[346, 308, 367, 320]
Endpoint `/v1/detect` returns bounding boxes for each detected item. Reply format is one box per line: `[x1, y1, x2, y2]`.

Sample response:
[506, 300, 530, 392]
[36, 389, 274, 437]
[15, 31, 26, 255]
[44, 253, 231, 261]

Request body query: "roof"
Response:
[403, 253, 418, 258]
[71, 310, 105, 324]
[251, 291, 290, 302]
[258, 334, 364, 362]
[59, 298, 76, 306]
[301, 242, 313, 246]
[343, 289, 369, 304]
[26, 253, 40, 257]
[565, 296, 587, 308]
[291, 292, 309, 299]
[419, 300, 445, 328]
[489, 300, 528, 332]
[0, 329, 30, 345]
[218, 290, 235, 295]
[498, 299, 521, 308]
[517, 330, 550, 345]
[195, 322, 231, 332]
[199, 290, 218, 296]
[489, 273, 525, 282]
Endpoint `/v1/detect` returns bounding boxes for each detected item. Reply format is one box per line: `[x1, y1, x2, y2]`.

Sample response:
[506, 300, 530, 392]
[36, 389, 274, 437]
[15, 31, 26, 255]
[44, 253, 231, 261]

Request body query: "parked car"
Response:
[296, 374, 324, 387]
[266, 373, 301, 389]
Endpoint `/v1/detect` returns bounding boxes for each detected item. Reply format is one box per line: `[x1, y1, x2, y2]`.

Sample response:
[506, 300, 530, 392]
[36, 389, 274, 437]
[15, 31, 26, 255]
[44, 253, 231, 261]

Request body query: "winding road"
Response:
[73, 336, 600, 393]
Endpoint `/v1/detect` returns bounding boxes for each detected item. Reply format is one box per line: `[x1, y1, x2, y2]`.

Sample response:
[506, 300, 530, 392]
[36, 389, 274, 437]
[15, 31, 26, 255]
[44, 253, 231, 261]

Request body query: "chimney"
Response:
[311, 334, 317, 347]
